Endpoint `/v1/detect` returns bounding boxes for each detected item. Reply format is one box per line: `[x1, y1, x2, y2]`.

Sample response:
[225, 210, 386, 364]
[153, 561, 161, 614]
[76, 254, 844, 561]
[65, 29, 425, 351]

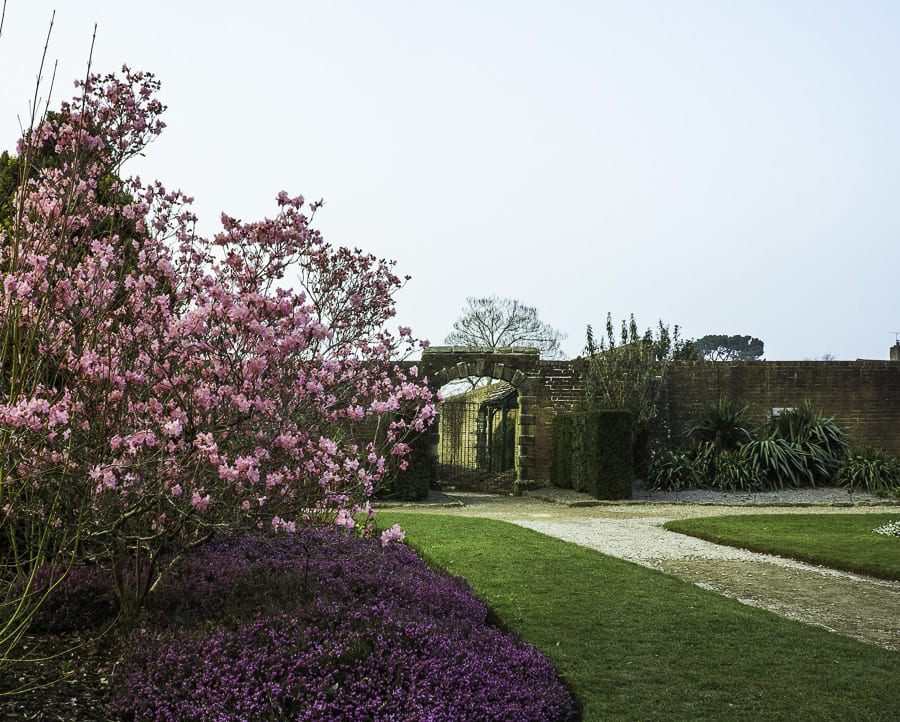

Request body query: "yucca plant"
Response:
[742, 437, 810, 489]
[645, 449, 707, 491]
[836, 447, 900, 497]
[710, 448, 764, 492]
[686, 399, 754, 453]
[766, 403, 849, 486]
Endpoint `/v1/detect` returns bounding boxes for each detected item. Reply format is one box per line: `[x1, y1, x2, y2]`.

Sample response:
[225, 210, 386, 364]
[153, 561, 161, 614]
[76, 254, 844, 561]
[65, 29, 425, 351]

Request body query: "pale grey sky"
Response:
[2, 1, 898, 360]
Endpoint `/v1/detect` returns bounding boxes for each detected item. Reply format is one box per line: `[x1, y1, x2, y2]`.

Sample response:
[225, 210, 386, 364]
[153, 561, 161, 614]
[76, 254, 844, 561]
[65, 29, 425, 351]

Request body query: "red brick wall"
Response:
[532, 361, 587, 481]
[421, 350, 900, 485]
[662, 361, 900, 453]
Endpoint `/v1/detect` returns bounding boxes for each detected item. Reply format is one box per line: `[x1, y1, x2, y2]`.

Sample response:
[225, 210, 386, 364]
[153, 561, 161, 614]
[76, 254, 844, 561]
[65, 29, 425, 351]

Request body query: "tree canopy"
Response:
[694, 334, 765, 361]
[445, 295, 565, 358]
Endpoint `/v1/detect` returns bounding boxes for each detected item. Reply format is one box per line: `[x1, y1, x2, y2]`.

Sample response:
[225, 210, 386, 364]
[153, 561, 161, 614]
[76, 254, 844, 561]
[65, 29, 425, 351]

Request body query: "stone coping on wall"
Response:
[423, 346, 541, 355]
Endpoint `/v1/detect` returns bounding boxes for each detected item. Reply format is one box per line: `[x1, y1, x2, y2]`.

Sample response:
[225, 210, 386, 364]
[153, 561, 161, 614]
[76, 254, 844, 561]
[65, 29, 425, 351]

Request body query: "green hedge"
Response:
[553, 410, 633, 499]
[550, 414, 574, 489]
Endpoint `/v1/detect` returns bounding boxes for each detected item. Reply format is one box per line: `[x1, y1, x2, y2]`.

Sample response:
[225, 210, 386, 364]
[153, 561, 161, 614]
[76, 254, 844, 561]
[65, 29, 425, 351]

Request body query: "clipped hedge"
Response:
[552, 410, 634, 499]
[550, 414, 574, 489]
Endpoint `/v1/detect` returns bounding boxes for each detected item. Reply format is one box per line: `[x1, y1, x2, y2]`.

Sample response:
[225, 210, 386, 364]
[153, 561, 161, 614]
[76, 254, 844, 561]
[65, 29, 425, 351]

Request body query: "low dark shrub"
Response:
[645, 449, 707, 491]
[550, 414, 574, 489]
[11, 562, 118, 633]
[837, 447, 900, 497]
[709, 448, 764, 492]
[110, 530, 577, 722]
[686, 399, 754, 452]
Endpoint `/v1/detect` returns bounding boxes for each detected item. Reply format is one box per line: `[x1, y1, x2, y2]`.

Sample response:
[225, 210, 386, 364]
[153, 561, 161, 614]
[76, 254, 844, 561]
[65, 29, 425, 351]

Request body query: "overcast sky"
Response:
[2, 1, 898, 360]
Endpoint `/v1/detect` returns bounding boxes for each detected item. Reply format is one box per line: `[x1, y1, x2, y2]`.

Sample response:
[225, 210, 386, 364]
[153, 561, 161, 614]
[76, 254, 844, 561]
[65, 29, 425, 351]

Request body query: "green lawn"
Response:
[380, 513, 899, 722]
[664, 513, 900, 581]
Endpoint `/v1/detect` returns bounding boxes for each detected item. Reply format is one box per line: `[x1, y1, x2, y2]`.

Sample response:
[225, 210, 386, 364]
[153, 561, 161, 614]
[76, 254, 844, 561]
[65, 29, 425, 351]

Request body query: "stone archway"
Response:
[420, 347, 541, 494]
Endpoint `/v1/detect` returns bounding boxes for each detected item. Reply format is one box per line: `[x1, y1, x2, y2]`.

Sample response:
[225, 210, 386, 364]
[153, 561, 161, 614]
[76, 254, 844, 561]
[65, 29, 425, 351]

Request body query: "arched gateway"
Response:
[419, 347, 543, 494]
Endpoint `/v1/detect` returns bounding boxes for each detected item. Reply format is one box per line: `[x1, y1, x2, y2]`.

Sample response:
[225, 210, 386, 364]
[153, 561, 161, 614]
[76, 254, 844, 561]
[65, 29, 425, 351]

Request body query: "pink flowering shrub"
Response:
[0, 67, 435, 624]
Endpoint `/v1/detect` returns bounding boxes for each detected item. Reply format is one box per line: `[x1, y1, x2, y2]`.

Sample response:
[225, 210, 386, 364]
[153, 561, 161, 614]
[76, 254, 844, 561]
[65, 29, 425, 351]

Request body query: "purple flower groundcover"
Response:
[107, 530, 578, 721]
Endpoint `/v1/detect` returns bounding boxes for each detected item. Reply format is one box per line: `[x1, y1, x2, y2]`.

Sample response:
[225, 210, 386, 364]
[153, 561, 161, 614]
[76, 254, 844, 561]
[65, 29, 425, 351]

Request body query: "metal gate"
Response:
[436, 397, 517, 492]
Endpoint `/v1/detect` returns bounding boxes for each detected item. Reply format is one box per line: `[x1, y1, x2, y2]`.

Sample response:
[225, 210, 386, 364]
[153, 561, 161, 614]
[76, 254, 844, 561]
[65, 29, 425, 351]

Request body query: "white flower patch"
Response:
[873, 520, 900, 537]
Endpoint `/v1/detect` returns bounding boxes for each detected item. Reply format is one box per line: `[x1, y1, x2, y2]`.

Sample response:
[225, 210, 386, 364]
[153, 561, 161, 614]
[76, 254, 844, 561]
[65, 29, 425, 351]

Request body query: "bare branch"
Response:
[445, 296, 565, 358]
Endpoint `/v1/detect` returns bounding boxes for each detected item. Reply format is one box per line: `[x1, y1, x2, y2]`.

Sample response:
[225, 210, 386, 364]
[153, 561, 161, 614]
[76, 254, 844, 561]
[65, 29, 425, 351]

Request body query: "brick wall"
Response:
[532, 361, 587, 481]
[421, 350, 900, 486]
[662, 361, 900, 453]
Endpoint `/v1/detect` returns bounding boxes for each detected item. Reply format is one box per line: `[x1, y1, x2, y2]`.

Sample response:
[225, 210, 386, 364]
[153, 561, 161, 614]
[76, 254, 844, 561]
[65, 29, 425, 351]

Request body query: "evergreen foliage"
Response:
[550, 414, 574, 489]
[553, 410, 633, 499]
[694, 334, 765, 361]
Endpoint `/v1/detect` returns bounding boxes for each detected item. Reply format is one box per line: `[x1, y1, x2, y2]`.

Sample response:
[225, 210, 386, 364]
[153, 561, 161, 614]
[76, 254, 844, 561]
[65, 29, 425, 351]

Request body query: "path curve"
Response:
[385, 491, 900, 650]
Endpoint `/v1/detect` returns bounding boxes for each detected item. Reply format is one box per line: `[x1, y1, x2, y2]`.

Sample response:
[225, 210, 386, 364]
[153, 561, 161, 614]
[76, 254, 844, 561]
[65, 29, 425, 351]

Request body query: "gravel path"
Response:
[384, 487, 900, 650]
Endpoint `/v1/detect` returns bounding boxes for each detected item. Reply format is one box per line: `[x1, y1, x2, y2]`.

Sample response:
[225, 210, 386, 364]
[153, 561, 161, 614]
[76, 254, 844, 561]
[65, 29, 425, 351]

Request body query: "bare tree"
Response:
[445, 296, 565, 358]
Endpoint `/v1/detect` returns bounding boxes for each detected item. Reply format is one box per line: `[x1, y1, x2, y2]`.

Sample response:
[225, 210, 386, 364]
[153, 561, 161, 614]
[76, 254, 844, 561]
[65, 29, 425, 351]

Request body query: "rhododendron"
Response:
[333, 509, 356, 530]
[0, 66, 434, 624]
[380, 523, 406, 546]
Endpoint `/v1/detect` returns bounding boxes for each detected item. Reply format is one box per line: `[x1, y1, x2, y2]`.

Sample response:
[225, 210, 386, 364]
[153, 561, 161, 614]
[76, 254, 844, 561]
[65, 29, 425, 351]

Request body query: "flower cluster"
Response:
[0, 67, 435, 617]
[873, 520, 900, 537]
[109, 530, 577, 721]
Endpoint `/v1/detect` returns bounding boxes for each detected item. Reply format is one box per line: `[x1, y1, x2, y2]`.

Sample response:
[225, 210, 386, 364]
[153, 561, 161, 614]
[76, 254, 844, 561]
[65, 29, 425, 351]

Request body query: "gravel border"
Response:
[527, 482, 897, 507]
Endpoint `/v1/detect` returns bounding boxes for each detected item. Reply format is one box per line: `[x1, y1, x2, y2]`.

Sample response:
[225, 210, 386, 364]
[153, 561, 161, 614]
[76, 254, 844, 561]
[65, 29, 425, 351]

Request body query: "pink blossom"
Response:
[191, 491, 211, 512]
[380, 524, 406, 546]
[333, 509, 356, 530]
[162, 419, 182, 437]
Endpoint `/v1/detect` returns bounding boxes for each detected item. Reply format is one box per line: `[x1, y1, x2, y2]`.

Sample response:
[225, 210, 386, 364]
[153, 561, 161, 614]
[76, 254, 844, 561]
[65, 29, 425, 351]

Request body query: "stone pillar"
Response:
[514, 395, 537, 495]
[891, 343, 900, 362]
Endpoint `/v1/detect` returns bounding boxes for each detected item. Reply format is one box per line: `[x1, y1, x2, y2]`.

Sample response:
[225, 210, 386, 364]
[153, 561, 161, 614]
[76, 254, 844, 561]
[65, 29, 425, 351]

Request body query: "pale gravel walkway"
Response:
[511, 515, 900, 649]
[386, 489, 900, 650]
